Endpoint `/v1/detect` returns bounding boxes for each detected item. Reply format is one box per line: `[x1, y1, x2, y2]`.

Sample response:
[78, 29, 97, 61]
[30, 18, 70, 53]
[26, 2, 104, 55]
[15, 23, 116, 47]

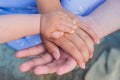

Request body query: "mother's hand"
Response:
[16, 43, 77, 75]
[41, 10, 99, 69]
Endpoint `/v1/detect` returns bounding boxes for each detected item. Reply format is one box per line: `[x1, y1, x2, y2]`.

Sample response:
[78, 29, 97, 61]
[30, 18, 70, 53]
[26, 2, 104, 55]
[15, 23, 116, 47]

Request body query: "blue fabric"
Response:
[61, 0, 105, 16]
[0, 0, 38, 15]
[0, 0, 105, 50]
[0, 0, 36, 8]
[7, 35, 41, 50]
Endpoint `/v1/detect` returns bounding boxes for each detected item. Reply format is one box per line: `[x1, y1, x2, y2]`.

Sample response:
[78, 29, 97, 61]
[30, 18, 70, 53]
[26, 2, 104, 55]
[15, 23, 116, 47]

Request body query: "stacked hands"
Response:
[16, 10, 99, 75]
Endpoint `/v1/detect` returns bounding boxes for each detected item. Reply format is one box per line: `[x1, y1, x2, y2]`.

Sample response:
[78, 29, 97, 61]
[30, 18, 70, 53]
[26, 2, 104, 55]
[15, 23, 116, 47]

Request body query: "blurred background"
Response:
[0, 31, 120, 80]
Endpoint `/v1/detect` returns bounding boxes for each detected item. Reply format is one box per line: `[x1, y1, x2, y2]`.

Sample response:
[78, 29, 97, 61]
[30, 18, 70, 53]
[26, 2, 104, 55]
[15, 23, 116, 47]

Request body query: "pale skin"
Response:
[0, 10, 97, 69]
[0, 14, 40, 43]
[0, 10, 98, 69]
[36, 0, 100, 69]
[16, 0, 120, 75]
[0, 11, 76, 43]
[16, 44, 77, 75]
[0, 13, 97, 68]
[0, 0, 120, 75]
[40, 11, 77, 39]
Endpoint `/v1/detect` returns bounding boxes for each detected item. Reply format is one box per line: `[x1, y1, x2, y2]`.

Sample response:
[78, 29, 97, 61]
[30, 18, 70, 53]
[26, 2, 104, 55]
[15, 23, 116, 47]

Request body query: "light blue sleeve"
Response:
[7, 35, 41, 50]
[61, 0, 105, 16]
[6, 0, 105, 50]
[0, 0, 36, 8]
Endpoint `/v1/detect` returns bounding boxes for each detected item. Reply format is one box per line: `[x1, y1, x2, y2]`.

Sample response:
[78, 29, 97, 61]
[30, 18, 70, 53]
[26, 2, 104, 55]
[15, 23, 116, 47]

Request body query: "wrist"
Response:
[84, 0, 120, 39]
[83, 17, 102, 39]
[25, 14, 41, 36]
[86, 16, 120, 39]
[37, 0, 63, 13]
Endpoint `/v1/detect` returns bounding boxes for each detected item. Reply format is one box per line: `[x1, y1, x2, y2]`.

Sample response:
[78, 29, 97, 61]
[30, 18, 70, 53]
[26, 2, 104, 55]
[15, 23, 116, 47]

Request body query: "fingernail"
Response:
[81, 63, 86, 69]
[90, 55, 93, 59]
[96, 40, 100, 44]
[53, 50, 60, 60]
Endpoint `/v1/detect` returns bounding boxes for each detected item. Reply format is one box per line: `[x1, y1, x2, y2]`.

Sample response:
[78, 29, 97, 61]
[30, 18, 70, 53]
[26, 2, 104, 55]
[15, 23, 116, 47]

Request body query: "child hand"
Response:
[41, 11, 100, 69]
[40, 11, 77, 39]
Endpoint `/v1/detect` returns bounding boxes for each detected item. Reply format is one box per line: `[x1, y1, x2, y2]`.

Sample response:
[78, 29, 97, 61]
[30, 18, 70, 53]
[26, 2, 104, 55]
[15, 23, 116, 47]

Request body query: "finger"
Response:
[50, 31, 64, 38]
[33, 60, 60, 75]
[58, 11, 77, 29]
[57, 24, 75, 34]
[33, 52, 67, 75]
[75, 16, 100, 44]
[65, 33, 89, 64]
[76, 28, 94, 59]
[53, 36, 85, 69]
[42, 38, 60, 60]
[19, 53, 53, 72]
[16, 43, 46, 58]
[61, 19, 77, 29]
[65, 18, 77, 25]
[57, 54, 77, 75]
[60, 14, 77, 29]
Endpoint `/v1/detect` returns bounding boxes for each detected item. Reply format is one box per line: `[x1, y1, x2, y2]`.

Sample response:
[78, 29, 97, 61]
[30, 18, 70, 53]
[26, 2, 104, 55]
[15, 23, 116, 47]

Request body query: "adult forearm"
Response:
[86, 0, 120, 39]
[0, 14, 40, 43]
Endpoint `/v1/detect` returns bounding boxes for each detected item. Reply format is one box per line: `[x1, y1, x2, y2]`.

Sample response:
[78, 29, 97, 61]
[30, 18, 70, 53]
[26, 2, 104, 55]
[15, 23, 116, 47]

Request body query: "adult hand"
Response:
[41, 15, 98, 69]
[16, 43, 77, 75]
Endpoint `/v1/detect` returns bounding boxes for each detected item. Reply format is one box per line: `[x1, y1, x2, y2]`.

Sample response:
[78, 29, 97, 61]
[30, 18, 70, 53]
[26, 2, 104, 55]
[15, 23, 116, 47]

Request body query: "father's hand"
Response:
[16, 43, 77, 75]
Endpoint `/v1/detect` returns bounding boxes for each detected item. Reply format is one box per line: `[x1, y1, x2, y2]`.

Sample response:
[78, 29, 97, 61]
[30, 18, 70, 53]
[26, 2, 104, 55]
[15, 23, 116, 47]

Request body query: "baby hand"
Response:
[40, 11, 77, 38]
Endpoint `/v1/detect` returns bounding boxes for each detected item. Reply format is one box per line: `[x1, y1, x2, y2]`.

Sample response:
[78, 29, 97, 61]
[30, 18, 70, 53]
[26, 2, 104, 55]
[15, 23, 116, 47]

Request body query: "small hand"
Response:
[40, 10, 78, 60]
[41, 16, 98, 69]
[40, 11, 77, 39]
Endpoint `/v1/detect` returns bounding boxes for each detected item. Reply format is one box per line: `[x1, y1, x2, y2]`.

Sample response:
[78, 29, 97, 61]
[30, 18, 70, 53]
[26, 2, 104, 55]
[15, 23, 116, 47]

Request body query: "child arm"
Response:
[0, 13, 75, 43]
[0, 14, 41, 43]
[36, 0, 62, 13]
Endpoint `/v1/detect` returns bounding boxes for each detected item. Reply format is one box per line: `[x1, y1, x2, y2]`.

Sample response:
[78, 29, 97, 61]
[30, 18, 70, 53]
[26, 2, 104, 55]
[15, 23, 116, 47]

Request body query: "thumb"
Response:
[42, 39, 60, 60]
